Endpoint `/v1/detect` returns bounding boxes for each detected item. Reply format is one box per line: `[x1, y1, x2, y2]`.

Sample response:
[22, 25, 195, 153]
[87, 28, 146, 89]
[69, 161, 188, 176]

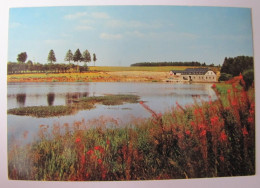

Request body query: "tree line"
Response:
[130, 61, 216, 67]
[7, 61, 86, 74]
[219, 56, 254, 89]
[7, 49, 97, 74]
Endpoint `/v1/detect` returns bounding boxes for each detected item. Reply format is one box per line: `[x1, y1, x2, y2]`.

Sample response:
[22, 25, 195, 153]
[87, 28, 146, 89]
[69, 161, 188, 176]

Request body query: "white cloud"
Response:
[75, 25, 94, 31]
[10, 22, 21, 28]
[80, 19, 94, 24]
[91, 12, 110, 19]
[64, 12, 88, 20]
[100, 33, 122, 40]
[126, 31, 145, 38]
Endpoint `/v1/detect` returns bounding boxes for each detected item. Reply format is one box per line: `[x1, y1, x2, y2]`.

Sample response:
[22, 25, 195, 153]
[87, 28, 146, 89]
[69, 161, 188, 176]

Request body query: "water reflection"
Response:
[16, 94, 26, 107]
[8, 82, 217, 145]
[47, 93, 55, 106]
[66, 92, 89, 105]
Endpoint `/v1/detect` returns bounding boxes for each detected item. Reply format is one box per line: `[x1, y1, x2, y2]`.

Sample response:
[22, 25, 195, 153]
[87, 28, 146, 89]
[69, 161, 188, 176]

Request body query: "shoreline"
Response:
[7, 71, 218, 83]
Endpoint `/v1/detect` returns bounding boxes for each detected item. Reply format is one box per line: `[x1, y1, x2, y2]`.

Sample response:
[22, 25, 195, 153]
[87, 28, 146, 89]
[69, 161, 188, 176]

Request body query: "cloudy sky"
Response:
[8, 6, 253, 66]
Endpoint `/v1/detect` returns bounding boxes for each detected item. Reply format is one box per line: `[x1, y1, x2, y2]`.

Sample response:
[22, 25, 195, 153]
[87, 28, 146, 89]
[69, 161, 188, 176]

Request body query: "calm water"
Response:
[7, 82, 216, 144]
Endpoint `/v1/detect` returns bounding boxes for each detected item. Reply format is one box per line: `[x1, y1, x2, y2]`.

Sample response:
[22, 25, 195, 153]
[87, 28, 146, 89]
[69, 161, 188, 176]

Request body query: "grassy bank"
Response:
[8, 66, 221, 83]
[8, 94, 140, 117]
[8, 77, 254, 180]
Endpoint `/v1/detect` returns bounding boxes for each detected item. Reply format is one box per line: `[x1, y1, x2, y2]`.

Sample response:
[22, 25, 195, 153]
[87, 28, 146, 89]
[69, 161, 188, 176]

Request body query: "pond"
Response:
[7, 82, 216, 144]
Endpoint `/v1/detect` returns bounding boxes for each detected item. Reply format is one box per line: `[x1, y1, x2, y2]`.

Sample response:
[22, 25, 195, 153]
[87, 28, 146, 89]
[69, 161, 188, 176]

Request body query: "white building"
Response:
[169, 68, 217, 82]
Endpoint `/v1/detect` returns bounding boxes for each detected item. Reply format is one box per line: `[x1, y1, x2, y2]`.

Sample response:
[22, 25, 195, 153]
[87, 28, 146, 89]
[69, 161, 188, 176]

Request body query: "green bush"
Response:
[218, 73, 233, 81]
[242, 69, 254, 90]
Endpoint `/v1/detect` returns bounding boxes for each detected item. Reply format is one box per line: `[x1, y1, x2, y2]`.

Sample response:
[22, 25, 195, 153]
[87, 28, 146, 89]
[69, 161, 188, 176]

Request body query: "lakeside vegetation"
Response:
[219, 56, 254, 90]
[8, 76, 255, 180]
[8, 94, 140, 117]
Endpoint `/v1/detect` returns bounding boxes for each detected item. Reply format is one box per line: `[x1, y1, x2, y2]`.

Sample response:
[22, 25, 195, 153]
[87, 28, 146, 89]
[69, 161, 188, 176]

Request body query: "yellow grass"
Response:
[88, 66, 191, 72]
[7, 66, 220, 83]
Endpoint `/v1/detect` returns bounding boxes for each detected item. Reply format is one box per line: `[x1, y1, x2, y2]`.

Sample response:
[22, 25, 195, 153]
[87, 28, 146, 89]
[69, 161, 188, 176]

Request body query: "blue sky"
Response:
[8, 6, 253, 66]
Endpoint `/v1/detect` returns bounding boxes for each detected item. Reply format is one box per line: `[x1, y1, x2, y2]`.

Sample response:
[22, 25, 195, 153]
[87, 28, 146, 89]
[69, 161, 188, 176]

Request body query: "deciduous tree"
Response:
[17, 52, 27, 63]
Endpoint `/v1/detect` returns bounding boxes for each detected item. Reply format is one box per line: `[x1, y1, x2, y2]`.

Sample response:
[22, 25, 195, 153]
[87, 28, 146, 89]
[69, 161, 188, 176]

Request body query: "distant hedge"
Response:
[131, 61, 208, 67]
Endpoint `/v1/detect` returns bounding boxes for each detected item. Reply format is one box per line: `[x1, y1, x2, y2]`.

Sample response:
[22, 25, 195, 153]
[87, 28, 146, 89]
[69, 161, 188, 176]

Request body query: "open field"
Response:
[88, 66, 191, 72]
[7, 66, 220, 83]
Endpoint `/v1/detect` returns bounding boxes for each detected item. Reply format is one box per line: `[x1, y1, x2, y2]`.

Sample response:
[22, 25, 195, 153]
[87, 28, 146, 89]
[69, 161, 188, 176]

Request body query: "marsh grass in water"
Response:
[7, 94, 140, 117]
[8, 76, 255, 180]
[7, 106, 74, 118]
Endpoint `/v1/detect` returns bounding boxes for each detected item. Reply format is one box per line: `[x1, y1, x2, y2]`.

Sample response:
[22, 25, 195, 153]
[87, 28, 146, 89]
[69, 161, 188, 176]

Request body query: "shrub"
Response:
[242, 69, 254, 90]
[218, 73, 233, 81]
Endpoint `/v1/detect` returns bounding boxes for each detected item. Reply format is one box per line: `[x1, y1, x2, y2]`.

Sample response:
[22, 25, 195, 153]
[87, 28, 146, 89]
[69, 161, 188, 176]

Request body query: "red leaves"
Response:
[210, 116, 219, 125]
[75, 137, 81, 143]
[86, 149, 94, 156]
[94, 146, 104, 153]
[220, 131, 228, 142]
[185, 130, 191, 136]
[81, 154, 86, 165]
[219, 155, 225, 162]
[97, 159, 103, 165]
[242, 127, 249, 136]
[248, 117, 254, 123]
[200, 130, 207, 137]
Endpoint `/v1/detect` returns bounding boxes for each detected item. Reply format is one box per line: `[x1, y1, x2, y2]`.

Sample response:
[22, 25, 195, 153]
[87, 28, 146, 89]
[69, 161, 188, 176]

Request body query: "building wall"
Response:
[169, 71, 217, 82]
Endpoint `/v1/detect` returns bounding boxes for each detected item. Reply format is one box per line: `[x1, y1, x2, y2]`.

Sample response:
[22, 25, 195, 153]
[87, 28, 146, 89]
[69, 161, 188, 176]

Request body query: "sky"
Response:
[8, 6, 253, 66]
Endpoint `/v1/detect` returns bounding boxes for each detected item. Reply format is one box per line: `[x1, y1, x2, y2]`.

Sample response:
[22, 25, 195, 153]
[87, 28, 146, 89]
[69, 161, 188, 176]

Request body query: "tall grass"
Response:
[8, 76, 255, 180]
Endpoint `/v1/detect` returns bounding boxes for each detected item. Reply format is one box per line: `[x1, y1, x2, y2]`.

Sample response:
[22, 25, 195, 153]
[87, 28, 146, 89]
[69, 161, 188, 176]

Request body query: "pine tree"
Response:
[64, 49, 73, 64]
[83, 50, 91, 64]
[47, 49, 56, 64]
[73, 49, 83, 62]
[93, 53, 97, 67]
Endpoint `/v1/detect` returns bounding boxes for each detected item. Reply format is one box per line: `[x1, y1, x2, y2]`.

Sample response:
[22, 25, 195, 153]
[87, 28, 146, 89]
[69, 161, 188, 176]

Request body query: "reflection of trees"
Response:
[47, 93, 55, 106]
[16, 94, 26, 107]
[66, 92, 89, 105]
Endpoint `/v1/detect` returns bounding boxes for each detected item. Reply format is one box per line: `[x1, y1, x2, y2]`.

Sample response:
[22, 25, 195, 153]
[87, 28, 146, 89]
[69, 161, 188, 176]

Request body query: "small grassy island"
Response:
[7, 94, 140, 117]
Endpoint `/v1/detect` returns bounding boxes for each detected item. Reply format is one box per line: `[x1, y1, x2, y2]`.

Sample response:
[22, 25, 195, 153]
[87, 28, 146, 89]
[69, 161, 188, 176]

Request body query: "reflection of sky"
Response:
[7, 82, 217, 144]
